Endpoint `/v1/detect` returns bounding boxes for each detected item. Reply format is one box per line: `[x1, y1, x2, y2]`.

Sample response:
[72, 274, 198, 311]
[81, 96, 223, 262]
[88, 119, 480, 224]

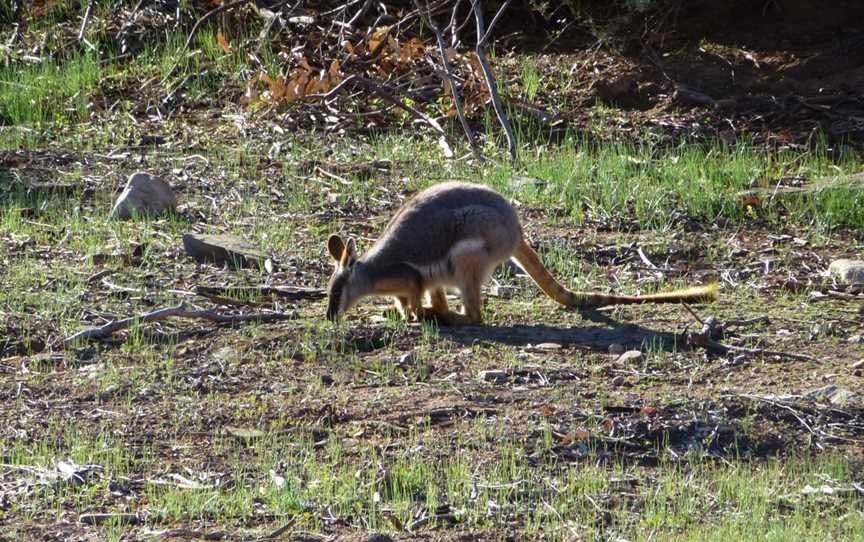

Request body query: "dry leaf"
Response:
[239, 74, 259, 107]
[216, 31, 232, 54]
[368, 26, 390, 54]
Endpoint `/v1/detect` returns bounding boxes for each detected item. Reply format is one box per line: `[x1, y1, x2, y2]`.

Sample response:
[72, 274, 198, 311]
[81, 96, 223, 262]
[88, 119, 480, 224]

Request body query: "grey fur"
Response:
[362, 181, 522, 273]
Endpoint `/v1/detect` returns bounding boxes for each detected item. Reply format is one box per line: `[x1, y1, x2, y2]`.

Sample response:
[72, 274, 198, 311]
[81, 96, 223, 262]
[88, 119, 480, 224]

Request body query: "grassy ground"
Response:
[2, 14, 864, 542]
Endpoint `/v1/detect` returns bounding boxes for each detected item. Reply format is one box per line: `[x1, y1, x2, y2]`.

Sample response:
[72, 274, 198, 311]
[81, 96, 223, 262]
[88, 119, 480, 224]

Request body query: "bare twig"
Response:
[322, 74, 456, 158]
[64, 304, 297, 346]
[78, 0, 95, 43]
[415, 0, 485, 162]
[161, 0, 252, 84]
[471, 0, 517, 163]
[347, 0, 375, 27]
[679, 303, 705, 326]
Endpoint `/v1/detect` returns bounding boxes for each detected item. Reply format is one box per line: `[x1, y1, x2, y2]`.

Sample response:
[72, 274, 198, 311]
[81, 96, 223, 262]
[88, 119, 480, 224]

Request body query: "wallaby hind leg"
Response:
[416, 287, 468, 324]
[394, 288, 424, 321]
[435, 255, 487, 325]
[429, 288, 449, 314]
[451, 277, 483, 325]
[393, 296, 411, 319]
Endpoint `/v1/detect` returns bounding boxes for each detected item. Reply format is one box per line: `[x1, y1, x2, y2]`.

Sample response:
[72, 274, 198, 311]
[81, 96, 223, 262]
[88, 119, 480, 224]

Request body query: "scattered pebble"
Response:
[397, 352, 414, 366]
[608, 343, 625, 355]
[616, 350, 643, 363]
[478, 370, 508, 383]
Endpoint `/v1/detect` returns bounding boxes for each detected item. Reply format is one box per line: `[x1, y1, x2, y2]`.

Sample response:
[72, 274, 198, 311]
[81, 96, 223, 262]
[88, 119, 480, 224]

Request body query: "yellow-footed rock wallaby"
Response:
[326, 181, 717, 325]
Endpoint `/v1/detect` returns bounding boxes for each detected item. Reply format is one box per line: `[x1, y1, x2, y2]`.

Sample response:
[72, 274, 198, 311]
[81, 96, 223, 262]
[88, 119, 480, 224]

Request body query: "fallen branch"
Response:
[64, 304, 297, 347]
[193, 285, 326, 301]
[687, 316, 817, 362]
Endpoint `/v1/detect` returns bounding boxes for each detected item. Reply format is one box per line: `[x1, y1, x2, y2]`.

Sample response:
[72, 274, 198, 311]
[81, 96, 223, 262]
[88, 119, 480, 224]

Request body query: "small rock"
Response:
[616, 350, 643, 363]
[508, 175, 547, 192]
[224, 426, 266, 440]
[608, 343, 625, 355]
[109, 172, 176, 220]
[828, 259, 864, 285]
[673, 84, 716, 107]
[320, 374, 334, 386]
[489, 283, 516, 299]
[478, 370, 508, 383]
[804, 384, 856, 405]
[526, 342, 562, 353]
[183, 233, 270, 269]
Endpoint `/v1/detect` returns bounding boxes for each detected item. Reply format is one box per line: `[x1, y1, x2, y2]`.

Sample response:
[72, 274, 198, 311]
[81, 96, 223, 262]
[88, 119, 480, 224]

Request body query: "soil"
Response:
[501, 0, 864, 148]
[2, 2, 864, 540]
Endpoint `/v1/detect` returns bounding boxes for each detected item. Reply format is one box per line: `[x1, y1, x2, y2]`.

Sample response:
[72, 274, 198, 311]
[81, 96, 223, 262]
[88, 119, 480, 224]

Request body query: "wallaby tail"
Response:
[511, 239, 718, 309]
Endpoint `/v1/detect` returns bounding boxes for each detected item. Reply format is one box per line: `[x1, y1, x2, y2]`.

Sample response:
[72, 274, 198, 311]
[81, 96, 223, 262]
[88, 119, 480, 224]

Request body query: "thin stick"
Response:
[193, 285, 326, 301]
[161, 0, 251, 85]
[347, 0, 375, 27]
[78, 0, 95, 43]
[471, 0, 517, 163]
[679, 303, 705, 326]
[320, 75, 455, 158]
[64, 304, 297, 346]
[415, 0, 485, 162]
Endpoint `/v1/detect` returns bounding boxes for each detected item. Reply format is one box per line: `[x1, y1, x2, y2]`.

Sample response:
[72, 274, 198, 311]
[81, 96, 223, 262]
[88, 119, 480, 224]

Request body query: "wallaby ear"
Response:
[327, 234, 345, 261]
[341, 237, 358, 266]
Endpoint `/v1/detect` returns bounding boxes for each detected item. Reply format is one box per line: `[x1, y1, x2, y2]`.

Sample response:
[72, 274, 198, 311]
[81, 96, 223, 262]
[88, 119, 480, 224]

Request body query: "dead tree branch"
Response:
[416, 0, 485, 162]
[64, 304, 297, 347]
[471, 0, 517, 163]
[687, 316, 817, 363]
[78, 0, 95, 43]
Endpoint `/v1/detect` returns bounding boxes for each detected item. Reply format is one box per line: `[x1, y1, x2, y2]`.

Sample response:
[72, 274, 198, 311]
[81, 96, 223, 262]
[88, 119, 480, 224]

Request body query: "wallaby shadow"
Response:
[437, 309, 689, 353]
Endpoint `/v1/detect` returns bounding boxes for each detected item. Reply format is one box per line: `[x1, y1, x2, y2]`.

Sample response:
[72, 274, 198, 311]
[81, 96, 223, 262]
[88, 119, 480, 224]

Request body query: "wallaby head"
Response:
[325, 234, 371, 321]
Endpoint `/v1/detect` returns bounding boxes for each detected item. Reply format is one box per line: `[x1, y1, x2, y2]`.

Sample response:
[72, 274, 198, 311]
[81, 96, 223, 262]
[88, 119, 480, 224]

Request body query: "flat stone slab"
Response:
[183, 233, 269, 269]
[828, 259, 864, 284]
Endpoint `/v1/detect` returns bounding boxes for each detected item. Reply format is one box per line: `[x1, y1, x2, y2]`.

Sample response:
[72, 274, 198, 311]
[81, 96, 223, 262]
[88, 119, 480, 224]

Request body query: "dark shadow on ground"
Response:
[437, 309, 686, 352]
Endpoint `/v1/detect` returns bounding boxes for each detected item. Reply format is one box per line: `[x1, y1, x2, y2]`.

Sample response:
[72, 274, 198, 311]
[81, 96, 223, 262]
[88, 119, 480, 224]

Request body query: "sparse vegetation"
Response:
[1, 1, 863, 541]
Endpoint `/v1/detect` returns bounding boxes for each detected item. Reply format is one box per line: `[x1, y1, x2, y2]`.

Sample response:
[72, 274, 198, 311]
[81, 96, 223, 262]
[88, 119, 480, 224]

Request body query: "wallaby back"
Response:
[362, 181, 522, 273]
